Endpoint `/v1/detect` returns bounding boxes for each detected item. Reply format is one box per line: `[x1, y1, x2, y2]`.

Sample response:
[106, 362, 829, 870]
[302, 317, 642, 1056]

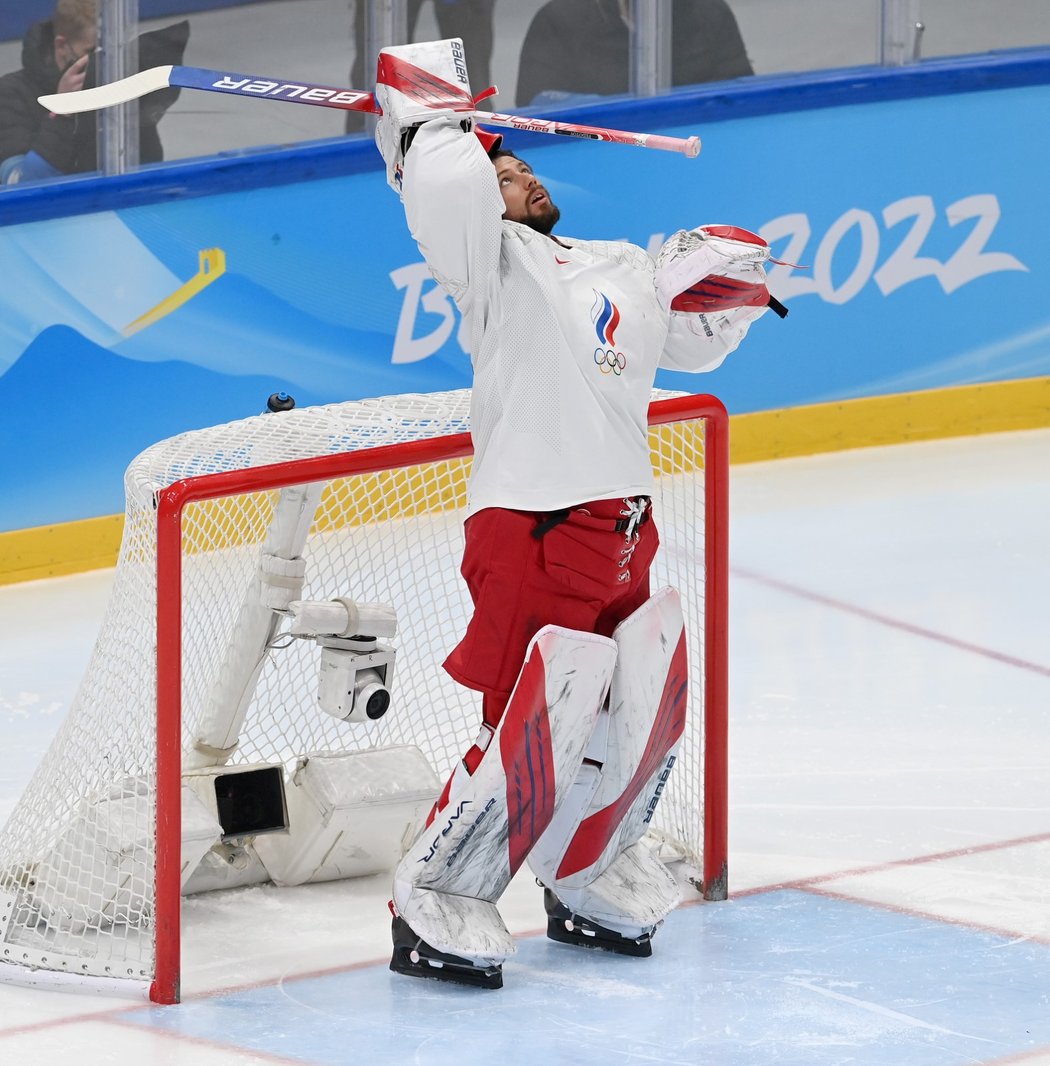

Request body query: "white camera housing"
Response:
[317, 635, 396, 722]
[287, 598, 396, 640]
[280, 598, 399, 723]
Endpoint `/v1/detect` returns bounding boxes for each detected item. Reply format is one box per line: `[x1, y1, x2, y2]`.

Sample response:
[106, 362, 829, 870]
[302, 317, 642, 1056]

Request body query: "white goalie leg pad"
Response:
[528, 587, 688, 928]
[548, 840, 681, 939]
[392, 624, 617, 961]
[375, 38, 475, 193]
[396, 887, 515, 968]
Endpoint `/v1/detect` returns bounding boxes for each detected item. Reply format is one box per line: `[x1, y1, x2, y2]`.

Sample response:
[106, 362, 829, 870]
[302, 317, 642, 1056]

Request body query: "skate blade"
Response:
[545, 915, 653, 957]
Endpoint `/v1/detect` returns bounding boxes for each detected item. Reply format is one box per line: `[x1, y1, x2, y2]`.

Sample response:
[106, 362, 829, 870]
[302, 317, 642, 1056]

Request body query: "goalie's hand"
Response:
[656, 225, 787, 319]
[374, 39, 477, 195]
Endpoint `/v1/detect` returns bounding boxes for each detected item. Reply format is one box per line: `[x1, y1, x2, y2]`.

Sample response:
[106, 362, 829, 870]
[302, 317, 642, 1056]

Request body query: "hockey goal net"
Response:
[0, 388, 727, 1003]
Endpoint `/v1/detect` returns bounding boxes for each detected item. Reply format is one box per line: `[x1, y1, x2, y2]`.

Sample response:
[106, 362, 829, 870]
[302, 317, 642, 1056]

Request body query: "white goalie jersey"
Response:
[400, 118, 761, 517]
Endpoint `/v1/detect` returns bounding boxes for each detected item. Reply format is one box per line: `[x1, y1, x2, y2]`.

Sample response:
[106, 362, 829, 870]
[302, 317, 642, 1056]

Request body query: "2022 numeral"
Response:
[761, 193, 1028, 304]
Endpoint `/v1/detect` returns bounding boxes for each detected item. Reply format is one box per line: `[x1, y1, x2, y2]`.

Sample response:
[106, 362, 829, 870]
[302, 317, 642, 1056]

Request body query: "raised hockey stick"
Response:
[38, 64, 701, 157]
[481, 111, 699, 156]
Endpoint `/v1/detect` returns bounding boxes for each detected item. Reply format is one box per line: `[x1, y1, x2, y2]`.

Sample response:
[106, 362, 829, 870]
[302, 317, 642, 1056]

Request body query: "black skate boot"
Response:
[389, 915, 503, 989]
[543, 888, 654, 958]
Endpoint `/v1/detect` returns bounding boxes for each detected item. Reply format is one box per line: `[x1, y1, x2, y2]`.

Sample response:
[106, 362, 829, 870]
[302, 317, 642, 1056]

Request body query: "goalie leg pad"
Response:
[390, 888, 513, 985]
[390, 625, 616, 972]
[543, 840, 681, 954]
[530, 587, 688, 888]
[394, 624, 615, 903]
[528, 588, 687, 932]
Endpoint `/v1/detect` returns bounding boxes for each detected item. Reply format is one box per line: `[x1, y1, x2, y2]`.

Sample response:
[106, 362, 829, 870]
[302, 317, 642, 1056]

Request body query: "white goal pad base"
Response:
[256, 746, 440, 886]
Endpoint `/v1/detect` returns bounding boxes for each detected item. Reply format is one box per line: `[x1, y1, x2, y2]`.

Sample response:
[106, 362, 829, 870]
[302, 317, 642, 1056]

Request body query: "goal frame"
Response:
[149, 392, 728, 1004]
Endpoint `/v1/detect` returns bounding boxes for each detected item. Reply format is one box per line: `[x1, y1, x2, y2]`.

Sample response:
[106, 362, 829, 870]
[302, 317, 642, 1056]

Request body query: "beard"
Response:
[525, 200, 561, 235]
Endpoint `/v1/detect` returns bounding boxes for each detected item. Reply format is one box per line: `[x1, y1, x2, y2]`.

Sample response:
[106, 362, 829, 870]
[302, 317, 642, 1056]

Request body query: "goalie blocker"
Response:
[390, 588, 689, 988]
[373, 38, 502, 195]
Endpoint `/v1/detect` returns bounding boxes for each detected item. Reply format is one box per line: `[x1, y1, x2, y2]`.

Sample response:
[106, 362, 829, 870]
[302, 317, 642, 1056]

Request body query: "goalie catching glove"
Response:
[656, 225, 788, 320]
[374, 37, 502, 194]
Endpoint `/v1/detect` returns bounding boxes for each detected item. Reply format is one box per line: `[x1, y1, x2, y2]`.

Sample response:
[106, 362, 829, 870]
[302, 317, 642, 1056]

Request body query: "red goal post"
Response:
[0, 389, 727, 1005]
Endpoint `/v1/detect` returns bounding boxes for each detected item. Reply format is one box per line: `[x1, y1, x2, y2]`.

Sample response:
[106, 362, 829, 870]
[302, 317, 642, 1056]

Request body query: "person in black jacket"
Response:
[516, 0, 753, 108]
[0, 0, 97, 181]
[0, 0, 187, 184]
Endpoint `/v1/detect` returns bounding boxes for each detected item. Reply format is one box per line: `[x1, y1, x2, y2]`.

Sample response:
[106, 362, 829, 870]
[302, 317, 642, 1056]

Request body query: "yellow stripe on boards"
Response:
[2, 378, 1047, 585]
[730, 376, 1050, 464]
[0, 515, 125, 586]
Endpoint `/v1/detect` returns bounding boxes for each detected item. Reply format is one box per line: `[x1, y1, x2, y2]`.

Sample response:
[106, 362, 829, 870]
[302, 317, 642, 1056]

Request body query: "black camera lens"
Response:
[365, 688, 390, 719]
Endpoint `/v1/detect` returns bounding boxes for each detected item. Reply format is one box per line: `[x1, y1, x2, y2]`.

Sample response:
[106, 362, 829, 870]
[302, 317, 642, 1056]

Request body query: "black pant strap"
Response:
[531, 509, 571, 540]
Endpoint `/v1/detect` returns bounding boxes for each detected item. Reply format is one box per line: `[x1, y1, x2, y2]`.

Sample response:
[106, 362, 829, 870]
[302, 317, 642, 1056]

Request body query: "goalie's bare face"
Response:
[494, 155, 560, 235]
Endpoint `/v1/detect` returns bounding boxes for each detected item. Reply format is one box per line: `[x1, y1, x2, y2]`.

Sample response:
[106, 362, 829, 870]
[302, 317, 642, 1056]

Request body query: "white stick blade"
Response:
[39, 65, 174, 115]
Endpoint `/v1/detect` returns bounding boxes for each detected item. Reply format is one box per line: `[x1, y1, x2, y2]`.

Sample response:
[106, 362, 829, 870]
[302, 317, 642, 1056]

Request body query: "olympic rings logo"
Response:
[594, 347, 627, 376]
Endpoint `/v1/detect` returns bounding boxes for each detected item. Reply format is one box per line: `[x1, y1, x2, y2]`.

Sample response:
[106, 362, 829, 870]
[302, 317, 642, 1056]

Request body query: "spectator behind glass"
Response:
[0, 0, 188, 185]
[516, 0, 753, 108]
[345, 0, 495, 133]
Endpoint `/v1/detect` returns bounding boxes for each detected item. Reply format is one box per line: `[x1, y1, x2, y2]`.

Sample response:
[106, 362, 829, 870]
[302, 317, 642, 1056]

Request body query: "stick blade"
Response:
[39, 65, 175, 114]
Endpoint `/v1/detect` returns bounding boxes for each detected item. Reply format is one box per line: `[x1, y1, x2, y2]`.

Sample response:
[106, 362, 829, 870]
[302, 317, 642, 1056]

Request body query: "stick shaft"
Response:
[482, 111, 700, 156]
[39, 64, 700, 156]
[169, 66, 378, 114]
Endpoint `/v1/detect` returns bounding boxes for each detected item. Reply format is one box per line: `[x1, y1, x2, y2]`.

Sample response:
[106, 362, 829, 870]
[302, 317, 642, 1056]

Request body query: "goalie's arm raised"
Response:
[373, 41, 504, 324]
[400, 118, 505, 320]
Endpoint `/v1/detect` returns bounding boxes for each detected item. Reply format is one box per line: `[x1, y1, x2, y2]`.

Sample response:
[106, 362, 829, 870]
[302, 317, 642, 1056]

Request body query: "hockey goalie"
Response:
[374, 39, 776, 988]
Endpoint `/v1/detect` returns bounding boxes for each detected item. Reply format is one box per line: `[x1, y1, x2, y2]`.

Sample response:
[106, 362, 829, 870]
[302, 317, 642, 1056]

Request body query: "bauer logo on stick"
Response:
[209, 74, 372, 108]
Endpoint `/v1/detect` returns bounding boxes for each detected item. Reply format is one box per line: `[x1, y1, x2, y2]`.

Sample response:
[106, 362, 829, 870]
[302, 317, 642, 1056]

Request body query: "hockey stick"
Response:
[482, 111, 699, 156]
[39, 64, 701, 157]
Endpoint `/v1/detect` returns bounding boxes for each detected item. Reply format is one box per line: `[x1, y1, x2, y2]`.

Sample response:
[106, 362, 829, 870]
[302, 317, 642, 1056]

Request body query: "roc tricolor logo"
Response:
[591, 290, 627, 376]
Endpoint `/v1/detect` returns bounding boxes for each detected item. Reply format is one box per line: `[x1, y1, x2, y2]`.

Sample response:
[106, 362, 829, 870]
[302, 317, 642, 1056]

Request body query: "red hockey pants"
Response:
[443, 497, 659, 728]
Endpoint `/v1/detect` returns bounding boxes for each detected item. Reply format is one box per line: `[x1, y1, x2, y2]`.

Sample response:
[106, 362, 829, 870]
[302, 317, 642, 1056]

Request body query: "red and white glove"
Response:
[375, 38, 475, 193]
[656, 225, 787, 319]
[374, 38, 502, 194]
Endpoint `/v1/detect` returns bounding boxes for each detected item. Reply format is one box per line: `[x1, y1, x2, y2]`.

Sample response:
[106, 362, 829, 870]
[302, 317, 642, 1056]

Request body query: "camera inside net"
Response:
[316, 635, 396, 722]
[283, 598, 398, 723]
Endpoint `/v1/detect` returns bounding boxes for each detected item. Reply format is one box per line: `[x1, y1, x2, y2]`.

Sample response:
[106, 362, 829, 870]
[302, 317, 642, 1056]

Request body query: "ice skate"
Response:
[389, 914, 504, 989]
[543, 887, 656, 958]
